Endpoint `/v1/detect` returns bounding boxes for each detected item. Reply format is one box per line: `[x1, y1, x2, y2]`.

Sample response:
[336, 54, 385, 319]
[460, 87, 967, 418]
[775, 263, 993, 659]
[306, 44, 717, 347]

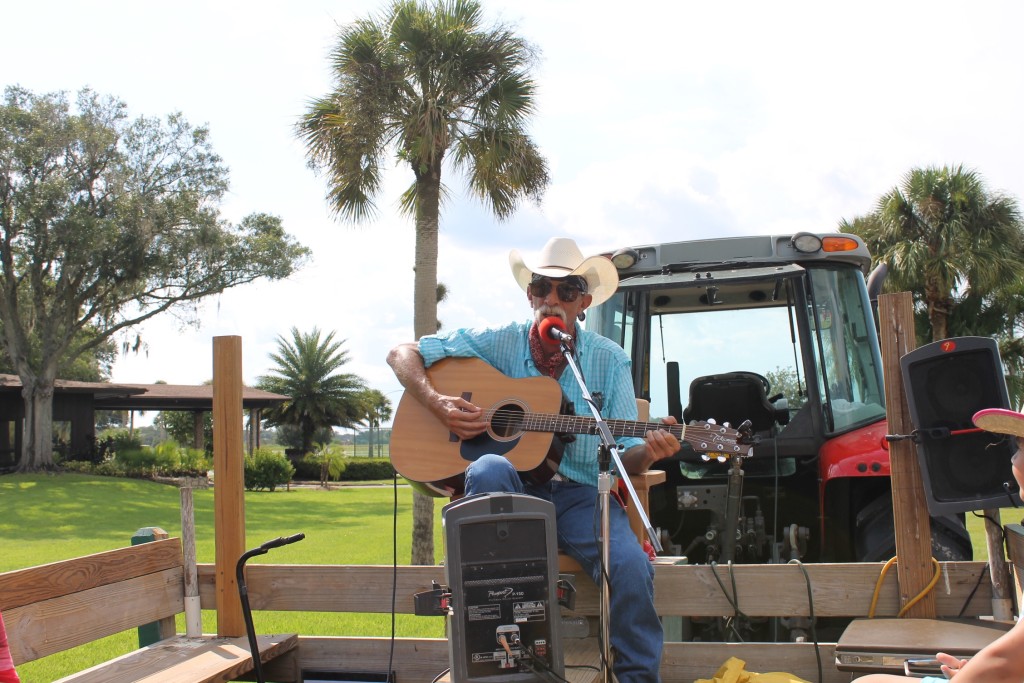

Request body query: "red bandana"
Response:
[530, 322, 566, 378]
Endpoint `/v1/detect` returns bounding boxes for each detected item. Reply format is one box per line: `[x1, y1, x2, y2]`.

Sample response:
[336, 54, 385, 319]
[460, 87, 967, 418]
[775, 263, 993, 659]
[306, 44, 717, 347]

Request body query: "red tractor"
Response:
[589, 232, 972, 568]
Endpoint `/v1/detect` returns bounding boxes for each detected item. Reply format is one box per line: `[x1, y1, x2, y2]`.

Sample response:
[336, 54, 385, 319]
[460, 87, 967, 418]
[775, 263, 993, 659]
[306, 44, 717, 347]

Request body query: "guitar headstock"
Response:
[684, 418, 756, 462]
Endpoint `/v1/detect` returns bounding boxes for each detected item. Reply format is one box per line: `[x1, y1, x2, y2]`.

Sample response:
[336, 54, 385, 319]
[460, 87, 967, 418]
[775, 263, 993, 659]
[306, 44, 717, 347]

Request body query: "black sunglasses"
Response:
[528, 277, 585, 302]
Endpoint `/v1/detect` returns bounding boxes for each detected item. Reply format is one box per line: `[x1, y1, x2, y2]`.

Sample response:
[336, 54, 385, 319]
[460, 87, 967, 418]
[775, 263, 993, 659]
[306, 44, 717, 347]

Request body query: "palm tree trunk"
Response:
[410, 170, 442, 566]
[925, 282, 951, 342]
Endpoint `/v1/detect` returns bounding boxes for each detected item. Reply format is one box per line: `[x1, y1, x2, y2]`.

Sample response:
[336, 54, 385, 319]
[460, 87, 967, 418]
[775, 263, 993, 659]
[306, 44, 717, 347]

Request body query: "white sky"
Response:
[5, 0, 1024, 424]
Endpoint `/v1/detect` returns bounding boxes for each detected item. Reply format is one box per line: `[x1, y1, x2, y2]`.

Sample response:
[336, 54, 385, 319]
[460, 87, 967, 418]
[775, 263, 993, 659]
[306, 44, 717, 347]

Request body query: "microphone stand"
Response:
[556, 334, 662, 683]
[236, 533, 305, 683]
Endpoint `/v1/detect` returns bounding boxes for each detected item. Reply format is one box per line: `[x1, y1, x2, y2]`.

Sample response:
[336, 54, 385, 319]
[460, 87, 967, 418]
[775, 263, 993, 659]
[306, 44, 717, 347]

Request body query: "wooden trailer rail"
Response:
[196, 558, 998, 683]
[0, 539, 296, 683]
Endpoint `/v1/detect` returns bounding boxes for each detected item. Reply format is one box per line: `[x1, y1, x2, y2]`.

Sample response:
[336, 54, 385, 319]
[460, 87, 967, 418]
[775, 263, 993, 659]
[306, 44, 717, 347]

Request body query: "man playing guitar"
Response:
[387, 236, 681, 683]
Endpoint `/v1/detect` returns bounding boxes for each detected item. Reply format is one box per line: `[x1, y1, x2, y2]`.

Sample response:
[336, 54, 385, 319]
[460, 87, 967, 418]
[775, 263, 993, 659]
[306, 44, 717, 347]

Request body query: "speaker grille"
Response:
[901, 337, 1019, 515]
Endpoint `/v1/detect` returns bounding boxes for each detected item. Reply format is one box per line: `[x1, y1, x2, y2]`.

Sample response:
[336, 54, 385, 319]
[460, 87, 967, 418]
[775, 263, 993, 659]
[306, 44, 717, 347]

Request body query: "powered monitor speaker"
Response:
[900, 336, 1021, 515]
[442, 493, 564, 682]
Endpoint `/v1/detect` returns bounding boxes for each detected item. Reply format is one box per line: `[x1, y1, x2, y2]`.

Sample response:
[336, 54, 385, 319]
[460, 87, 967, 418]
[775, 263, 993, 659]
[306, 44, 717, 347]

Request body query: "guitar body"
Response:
[391, 358, 567, 496]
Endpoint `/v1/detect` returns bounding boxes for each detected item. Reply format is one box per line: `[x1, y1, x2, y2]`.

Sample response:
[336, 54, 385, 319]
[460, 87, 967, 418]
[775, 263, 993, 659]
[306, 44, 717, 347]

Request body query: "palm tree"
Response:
[256, 328, 368, 455]
[298, 0, 549, 564]
[842, 165, 1024, 342]
[360, 389, 394, 457]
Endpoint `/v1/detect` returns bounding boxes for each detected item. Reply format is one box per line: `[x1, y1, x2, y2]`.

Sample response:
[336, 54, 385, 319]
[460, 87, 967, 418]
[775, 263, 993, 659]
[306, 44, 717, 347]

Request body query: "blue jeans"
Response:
[464, 454, 663, 683]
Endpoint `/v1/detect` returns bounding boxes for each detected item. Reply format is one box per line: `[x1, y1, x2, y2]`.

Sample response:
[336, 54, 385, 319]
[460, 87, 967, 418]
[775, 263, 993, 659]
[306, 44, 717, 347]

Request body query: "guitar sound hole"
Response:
[492, 404, 525, 438]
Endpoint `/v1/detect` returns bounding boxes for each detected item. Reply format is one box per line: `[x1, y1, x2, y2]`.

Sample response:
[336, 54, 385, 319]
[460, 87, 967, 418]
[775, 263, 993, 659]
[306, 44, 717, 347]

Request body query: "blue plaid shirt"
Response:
[418, 319, 643, 487]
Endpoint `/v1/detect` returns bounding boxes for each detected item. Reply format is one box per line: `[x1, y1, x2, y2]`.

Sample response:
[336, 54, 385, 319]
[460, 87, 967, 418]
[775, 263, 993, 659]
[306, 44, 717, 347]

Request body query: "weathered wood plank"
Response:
[53, 633, 297, 683]
[198, 560, 993, 619]
[878, 291, 936, 618]
[265, 636, 848, 683]
[6, 567, 185, 664]
[0, 538, 183, 611]
[1006, 523, 1024, 609]
[661, 641, 846, 683]
[197, 564, 444, 612]
[273, 636, 449, 681]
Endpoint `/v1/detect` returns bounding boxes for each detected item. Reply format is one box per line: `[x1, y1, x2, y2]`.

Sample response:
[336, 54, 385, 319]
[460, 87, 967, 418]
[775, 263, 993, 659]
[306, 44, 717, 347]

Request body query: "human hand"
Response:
[433, 394, 487, 440]
[935, 651, 967, 678]
[643, 416, 681, 464]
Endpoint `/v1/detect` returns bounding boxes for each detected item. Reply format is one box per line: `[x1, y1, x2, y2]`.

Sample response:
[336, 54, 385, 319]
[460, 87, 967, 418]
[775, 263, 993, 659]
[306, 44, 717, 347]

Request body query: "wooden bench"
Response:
[0, 536, 1003, 681]
[0, 538, 297, 683]
[196, 557, 997, 683]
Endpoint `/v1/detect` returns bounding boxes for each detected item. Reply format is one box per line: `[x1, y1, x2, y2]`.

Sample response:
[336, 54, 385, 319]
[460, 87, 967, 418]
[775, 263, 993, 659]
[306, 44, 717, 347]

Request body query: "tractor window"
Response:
[639, 305, 804, 427]
[806, 267, 885, 433]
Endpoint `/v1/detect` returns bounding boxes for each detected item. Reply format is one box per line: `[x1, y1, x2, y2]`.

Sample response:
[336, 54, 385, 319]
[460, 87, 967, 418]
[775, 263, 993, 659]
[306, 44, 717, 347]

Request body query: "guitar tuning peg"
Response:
[716, 456, 727, 463]
[700, 454, 711, 462]
[706, 418, 717, 425]
[722, 421, 731, 429]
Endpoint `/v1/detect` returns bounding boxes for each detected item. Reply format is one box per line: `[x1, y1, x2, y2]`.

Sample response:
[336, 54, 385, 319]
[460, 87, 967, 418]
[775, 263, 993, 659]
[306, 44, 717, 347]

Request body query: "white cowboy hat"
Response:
[974, 408, 1024, 438]
[509, 237, 619, 307]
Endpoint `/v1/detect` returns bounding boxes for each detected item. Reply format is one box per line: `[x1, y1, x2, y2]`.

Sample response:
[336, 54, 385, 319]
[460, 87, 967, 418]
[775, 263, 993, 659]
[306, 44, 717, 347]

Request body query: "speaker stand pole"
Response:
[596, 444, 613, 683]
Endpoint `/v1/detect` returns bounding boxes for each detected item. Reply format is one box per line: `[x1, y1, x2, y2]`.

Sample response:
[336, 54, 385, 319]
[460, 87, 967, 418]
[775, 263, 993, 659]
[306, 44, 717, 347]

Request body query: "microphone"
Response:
[539, 316, 573, 343]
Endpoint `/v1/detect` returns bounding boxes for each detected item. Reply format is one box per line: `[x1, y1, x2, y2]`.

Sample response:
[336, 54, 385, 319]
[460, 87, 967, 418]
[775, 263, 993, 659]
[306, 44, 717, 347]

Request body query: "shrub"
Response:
[60, 460, 95, 474]
[115, 446, 160, 476]
[177, 447, 210, 476]
[107, 429, 143, 455]
[291, 456, 320, 481]
[306, 445, 347, 486]
[340, 457, 396, 481]
[60, 439, 210, 480]
[244, 448, 295, 492]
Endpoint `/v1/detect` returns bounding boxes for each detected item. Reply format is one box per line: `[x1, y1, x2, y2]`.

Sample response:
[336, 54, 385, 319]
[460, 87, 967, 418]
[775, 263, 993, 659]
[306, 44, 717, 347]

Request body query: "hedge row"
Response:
[292, 456, 396, 482]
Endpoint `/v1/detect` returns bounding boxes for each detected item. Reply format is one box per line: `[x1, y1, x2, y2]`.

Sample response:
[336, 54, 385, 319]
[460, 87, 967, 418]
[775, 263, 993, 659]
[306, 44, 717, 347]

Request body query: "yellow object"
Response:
[695, 656, 811, 683]
[867, 556, 942, 618]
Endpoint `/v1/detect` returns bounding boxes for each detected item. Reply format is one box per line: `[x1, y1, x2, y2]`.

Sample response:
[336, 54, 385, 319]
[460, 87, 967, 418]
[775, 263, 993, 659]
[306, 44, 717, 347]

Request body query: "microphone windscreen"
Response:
[539, 316, 567, 341]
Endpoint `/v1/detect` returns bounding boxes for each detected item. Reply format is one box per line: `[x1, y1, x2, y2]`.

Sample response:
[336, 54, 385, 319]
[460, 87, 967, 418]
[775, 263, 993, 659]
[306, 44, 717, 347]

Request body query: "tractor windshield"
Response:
[589, 263, 885, 438]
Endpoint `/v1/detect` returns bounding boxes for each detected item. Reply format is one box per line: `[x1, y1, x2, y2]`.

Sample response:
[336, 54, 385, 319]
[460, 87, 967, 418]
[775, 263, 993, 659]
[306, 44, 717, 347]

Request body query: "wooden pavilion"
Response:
[0, 374, 287, 469]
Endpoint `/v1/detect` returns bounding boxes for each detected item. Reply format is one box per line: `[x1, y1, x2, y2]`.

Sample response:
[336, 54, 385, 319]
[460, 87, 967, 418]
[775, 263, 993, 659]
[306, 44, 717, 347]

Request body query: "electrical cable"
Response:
[519, 640, 572, 683]
[387, 470, 399, 681]
[868, 556, 942, 618]
[958, 563, 990, 619]
[787, 559, 823, 683]
[708, 561, 749, 641]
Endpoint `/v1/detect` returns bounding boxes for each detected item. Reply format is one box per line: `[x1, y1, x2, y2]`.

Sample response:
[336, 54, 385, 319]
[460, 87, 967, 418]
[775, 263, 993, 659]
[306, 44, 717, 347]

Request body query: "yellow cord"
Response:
[868, 556, 942, 618]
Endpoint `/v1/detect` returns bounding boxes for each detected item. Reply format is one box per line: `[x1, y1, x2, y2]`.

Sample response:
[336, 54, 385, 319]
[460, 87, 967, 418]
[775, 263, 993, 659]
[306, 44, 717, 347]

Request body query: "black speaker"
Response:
[900, 336, 1021, 515]
[442, 493, 564, 682]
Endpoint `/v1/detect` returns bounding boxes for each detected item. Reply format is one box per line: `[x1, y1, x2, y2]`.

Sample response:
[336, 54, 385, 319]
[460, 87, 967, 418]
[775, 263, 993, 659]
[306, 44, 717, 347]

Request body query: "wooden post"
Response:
[878, 292, 936, 617]
[213, 335, 246, 637]
[180, 487, 203, 637]
[130, 526, 175, 644]
[984, 508, 1014, 621]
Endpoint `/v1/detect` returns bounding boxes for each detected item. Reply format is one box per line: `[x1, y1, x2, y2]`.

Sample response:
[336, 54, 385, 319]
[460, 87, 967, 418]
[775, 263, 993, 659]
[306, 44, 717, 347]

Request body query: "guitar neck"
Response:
[521, 412, 685, 441]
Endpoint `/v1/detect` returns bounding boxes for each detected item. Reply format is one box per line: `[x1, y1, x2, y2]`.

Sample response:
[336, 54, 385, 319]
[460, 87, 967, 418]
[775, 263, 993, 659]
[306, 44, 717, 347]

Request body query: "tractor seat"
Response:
[682, 371, 788, 433]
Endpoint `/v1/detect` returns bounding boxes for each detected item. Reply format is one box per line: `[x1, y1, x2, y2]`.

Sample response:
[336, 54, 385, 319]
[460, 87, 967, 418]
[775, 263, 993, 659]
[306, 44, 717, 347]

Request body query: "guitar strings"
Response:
[482, 407, 744, 454]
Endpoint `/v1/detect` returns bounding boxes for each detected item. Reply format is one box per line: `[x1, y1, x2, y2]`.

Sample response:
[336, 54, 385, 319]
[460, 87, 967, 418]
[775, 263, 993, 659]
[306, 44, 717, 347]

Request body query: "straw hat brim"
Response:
[974, 408, 1024, 439]
[509, 239, 618, 307]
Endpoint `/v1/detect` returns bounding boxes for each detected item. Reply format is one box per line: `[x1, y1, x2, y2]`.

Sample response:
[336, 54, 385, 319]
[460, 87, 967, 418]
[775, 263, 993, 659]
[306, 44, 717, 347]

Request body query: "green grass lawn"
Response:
[0, 472, 446, 683]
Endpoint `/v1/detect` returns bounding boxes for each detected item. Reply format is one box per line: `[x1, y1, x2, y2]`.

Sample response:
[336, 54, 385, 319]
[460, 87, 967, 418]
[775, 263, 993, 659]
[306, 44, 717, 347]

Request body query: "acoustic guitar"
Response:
[390, 357, 750, 496]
